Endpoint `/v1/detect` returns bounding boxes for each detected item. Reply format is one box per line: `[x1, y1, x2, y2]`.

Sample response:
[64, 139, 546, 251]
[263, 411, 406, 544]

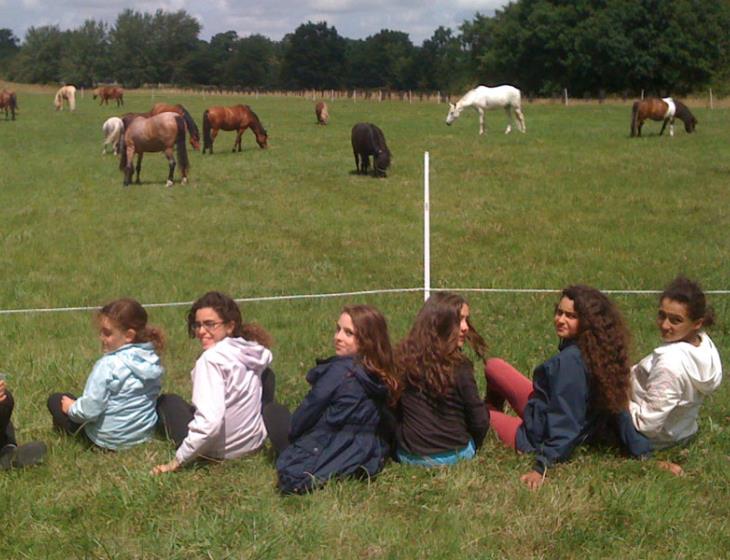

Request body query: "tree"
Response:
[109, 10, 156, 87]
[280, 22, 346, 89]
[60, 20, 111, 87]
[13, 25, 65, 84]
[349, 30, 417, 89]
[418, 26, 468, 92]
[224, 34, 280, 89]
[0, 28, 20, 76]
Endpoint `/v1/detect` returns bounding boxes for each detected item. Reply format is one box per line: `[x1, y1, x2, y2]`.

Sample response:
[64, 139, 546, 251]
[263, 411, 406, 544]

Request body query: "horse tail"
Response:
[118, 125, 128, 171]
[630, 101, 639, 137]
[179, 105, 200, 144]
[175, 116, 190, 175]
[202, 109, 212, 152]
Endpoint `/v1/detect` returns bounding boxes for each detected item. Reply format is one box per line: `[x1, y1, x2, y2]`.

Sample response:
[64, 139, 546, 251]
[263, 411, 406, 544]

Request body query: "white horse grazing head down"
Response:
[54, 85, 77, 111]
[445, 84, 526, 136]
[102, 116, 124, 155]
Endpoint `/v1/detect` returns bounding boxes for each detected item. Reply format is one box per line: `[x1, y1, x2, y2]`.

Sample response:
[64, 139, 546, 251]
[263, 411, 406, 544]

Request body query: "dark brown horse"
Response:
[119, 112, 189, 187]
[0, 89, 18, 120]
[631, 97, 697, 137]
[93, 86, 124, 106]
[351, 123, 391, 177]
[202, 104, 268, 154]
[315, 101, 329, 125]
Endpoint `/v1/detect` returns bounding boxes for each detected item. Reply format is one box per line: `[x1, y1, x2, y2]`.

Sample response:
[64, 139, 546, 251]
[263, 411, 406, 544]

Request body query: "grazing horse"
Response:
[93, 86, 124, 107]
[54, 85, 76, 111]
[0, 90, 18, 120]
[119, 112, 189, 187]
[630, 97, 697, 137]
[102, 116, 124, 155]
[149, 103, 200, 150]
[315, 101, 329, 125]
[351, 123, 391, 178]
[446, 85, 526, 135]
[202, 104, 268, 154]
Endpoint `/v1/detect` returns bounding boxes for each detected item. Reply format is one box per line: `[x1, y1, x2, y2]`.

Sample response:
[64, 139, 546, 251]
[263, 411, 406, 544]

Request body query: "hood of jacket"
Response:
[654, 332, 722, 394]
[205, 336, 272, 374]
[107, 342, 164, 390]
[309, 355, 388, 399]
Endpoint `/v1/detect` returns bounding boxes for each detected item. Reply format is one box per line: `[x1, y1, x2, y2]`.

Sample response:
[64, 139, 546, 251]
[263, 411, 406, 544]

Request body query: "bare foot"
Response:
[657, 460, 684, 477]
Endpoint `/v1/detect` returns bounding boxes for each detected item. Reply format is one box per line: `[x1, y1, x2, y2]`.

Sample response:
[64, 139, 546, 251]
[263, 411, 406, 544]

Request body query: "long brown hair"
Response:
[342, 304, 399, 405]
[395, 292, 486, 398]
[98, 298, 165, 352]
[562, 285, 630, 412]
[186, 291, 273, 348]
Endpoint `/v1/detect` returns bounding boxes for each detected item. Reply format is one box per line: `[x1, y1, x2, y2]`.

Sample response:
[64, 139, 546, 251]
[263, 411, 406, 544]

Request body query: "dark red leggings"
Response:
[484, 358, 534, 449]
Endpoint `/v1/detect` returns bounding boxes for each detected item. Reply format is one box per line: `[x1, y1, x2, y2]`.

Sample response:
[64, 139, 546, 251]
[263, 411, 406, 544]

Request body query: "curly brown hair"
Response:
[562, 285, 630, 413]
[342, 304, 399, 405]
[395, 292, 486, 398]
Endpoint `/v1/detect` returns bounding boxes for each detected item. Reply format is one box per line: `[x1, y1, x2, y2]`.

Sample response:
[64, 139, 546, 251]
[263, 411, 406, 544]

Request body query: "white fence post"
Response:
[709, 88, 714, 110]
[423, 151, 431, 302]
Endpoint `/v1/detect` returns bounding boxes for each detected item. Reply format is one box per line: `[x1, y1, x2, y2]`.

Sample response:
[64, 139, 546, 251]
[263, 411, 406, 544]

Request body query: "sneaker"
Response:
[12, 441, 46, 468]
[0, 443, 17, 470]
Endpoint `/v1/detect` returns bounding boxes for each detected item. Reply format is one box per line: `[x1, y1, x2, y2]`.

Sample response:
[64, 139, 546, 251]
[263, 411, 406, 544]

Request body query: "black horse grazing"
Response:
[351, 123, 391, 177]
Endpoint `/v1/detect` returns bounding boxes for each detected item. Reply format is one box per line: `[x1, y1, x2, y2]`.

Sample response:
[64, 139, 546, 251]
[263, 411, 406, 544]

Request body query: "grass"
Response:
[0, 88, 728, 558]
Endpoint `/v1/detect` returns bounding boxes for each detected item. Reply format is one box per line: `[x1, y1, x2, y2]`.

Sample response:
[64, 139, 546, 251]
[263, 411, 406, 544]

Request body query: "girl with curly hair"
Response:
[394, 292, 489, 466]
[484, 285, 648, 490]
[629, 276, 722, 456]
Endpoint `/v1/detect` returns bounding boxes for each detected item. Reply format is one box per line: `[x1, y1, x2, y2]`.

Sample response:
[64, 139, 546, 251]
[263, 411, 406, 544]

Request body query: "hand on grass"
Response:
[60, 396, 76, 414]
[657, 460, 684, 477]
[152, 458, 181, 475]
[520, 470, 545, 490]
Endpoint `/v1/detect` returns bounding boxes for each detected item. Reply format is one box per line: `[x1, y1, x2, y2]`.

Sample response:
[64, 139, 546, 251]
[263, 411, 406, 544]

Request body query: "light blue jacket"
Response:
[68, 342, 164, 450]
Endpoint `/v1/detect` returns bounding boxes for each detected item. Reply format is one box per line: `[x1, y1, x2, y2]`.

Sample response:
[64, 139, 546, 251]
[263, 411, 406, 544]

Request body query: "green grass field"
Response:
[0, 88, 728, 558]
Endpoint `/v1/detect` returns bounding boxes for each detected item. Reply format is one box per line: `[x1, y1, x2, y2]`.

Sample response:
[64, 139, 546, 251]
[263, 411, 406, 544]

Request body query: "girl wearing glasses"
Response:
[276, 304, 398, 493]
[153, 291, 284, 474]
[47, 298, 165, 450]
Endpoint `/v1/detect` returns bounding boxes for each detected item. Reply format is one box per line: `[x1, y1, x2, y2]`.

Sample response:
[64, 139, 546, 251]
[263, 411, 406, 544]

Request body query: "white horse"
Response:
[54, 85, 76, 111]
[445, 85, 526, 135]
[102, 116, 124, 155]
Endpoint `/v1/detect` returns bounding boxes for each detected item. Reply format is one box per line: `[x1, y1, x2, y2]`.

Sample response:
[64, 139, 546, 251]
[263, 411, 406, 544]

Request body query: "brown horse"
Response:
[351, 123, 391, 177]
[0, 90, 18, 120]
[202, 105, 268, 154]
[315, 101, 329, 125]
[144, 103, 200, 150]
[93, 86, 124, 106]
[119, 112, 189, 187]
[630, 97, 697, 137]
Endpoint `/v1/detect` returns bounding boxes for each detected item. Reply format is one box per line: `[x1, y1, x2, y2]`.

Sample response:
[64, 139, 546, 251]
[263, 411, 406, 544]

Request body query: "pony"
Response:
[149, 103, 200, 150]
[0, 90, 18, 120]
[54, 85, 76, 111]
[201, 104, 268, 154]
[351, 123, 391, 178]
[102, 116, 124, 155]
[119, 112, 189, 187]
[93, 86, 124, 107]
[630, 97, 697, 137]
[445, 85, 526, 135]
[315, 101, 329, 125]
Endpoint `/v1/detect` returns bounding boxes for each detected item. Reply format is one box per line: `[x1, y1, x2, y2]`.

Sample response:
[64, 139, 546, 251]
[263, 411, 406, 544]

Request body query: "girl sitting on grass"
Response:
[153, 291, 287, 474]
[47, 298, 165, 450]
[484, 285, 650, 490]
[1, 375, 46, 470]
[629, 276, 722, 467]
[394, 292, 489, 467]
[276, 305, 398, 494]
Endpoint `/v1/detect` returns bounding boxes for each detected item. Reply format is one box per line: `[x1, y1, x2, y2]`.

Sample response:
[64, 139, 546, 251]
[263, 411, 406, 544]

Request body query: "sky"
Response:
[2, 0, 509, 46]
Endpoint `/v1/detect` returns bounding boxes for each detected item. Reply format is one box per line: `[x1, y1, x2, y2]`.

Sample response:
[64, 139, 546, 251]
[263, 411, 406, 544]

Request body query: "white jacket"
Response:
[629, 332, 722, 449]
[176, 337, 272, 465]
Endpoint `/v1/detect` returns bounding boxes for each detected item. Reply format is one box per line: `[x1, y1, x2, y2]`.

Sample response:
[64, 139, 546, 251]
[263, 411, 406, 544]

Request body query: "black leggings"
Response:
[47, 392, 87, 438]
[156, 368, 291, 454]
[0, 389, 17, 448]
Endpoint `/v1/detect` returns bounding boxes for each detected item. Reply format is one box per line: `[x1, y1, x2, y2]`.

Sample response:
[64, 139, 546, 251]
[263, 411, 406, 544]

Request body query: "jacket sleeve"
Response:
[533, 354, 588, 474]
[68, 357, 113, 424]
[289, 365, 342, 441]
[629, 359, 683, 440]
[175, 356, 226, 465]
[456, 363, 489, 449]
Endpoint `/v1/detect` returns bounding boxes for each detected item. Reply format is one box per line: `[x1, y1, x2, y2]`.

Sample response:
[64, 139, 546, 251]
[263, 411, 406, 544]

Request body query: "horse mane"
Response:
[177, 105, 200, 141]
[244, 105, 266, 134]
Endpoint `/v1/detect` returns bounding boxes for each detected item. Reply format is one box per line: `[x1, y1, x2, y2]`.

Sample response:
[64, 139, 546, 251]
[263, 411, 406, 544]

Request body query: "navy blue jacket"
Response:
[517, 340, 651, 474]
[276, 355, 390, 494]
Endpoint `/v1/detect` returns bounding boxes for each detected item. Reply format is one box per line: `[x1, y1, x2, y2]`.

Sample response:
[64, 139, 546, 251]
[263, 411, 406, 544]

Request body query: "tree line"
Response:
[1, 0, 729, 97]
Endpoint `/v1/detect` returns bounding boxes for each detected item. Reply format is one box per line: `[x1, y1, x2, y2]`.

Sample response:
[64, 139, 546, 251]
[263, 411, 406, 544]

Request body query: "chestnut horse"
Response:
[0, 89, 18, 120]
[93, 86, 124, 106]
[351, 123, 391, 177]
[202, 104, 268, 154]
[54, 85, 76, 111]
[630, 97, 697, 137]
[119, 112, 189, 187]
[315, 101, 329, 125]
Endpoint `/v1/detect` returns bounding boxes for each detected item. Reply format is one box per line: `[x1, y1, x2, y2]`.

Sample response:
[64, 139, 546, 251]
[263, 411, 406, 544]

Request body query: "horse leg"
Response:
[669, 118, 675, 137]
[234, 130, 242, 152]
[504, 107, 512, 134]
[165, 148, 176, 188]
[515, 107, 526, 133]
[478, 108, 485, 135]
[210, 129, 219, 154]
[135, 153, 143, 184]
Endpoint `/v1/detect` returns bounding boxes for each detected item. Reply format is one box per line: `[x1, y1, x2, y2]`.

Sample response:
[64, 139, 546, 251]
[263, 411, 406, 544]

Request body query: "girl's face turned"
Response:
[193, 307, 234, 351]
[554, 297, 580, 340]
[99, 316, 134, 353]
[334, 313, 359, 356]
[656, 298, 703, 345]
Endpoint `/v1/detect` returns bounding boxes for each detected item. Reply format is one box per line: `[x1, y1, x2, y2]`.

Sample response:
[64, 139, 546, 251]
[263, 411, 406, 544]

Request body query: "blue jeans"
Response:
[397, 439, 476, 467]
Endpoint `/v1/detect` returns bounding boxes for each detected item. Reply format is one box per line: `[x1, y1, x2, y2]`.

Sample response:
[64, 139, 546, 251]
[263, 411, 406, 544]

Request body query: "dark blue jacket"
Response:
[276, 355, 390, 494]
[517, 340, 651, 474]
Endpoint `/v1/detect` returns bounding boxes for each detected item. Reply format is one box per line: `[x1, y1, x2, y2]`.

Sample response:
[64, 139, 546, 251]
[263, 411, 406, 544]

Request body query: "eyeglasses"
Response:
[191, 320, 224, 332]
